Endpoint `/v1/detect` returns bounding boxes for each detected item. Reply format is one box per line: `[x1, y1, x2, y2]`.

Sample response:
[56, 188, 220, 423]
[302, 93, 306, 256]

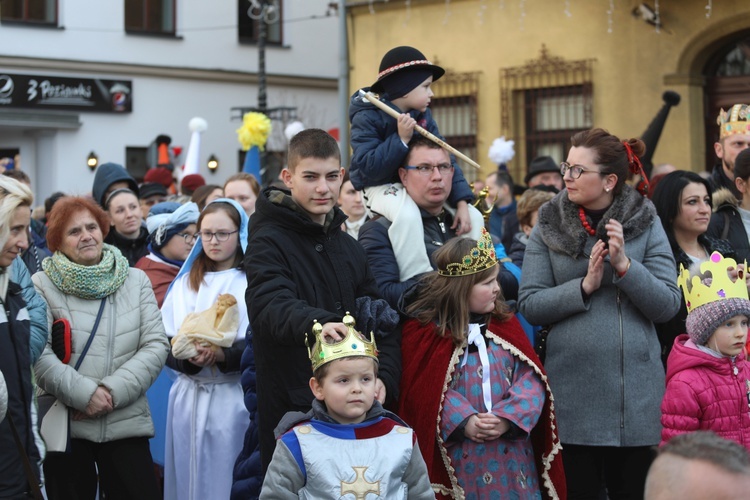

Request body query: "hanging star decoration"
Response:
[236, 112, 272, 152]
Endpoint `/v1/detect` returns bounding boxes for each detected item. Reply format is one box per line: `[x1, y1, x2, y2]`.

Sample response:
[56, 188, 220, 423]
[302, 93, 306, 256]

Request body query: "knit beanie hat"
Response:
[146, 201, 199, 250]
[181, 174, 206, 195]
[144, 167, 174, 189]
[685, 297, 750, 346]
[370, 46, 444, 98]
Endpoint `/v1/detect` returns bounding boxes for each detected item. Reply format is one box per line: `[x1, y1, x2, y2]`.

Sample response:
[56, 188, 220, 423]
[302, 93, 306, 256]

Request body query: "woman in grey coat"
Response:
[519, 128, 680, 500]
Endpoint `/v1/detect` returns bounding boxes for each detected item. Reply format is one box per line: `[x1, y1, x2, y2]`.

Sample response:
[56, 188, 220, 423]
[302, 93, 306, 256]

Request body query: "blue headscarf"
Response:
[147, 202, 200, 251]
[166, 198, 249, 296]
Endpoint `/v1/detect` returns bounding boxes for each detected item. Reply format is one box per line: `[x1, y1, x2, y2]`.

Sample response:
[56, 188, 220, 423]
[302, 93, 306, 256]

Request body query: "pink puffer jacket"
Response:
[661, 334, 750, 450]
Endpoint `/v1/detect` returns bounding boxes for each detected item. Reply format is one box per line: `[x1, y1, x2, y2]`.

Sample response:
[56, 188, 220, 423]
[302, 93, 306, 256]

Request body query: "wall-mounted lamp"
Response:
[87, 151, 99, 171]
[207, 154, 219, 172]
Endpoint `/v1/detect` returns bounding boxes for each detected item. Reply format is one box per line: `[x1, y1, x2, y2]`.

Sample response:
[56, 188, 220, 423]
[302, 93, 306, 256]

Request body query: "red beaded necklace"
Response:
[578, 207, 596, 236]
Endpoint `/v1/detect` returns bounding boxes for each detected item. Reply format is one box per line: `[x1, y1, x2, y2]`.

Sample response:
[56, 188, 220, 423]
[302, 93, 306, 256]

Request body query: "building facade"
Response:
[0, 0, 340, 201]
[346, 0, 750, 183]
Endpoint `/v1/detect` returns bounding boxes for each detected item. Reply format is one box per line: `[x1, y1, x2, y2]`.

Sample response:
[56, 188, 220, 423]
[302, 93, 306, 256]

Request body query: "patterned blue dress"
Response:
[440, 333, 546, 499]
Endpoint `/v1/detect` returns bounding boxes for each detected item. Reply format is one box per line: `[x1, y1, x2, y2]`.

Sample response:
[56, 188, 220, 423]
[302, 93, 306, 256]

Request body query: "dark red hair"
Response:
[46, 196, 110, 253]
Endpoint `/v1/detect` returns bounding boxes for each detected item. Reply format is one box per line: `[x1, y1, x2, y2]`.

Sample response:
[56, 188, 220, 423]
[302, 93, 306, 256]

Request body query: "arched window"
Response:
[703, 33, 750, 170]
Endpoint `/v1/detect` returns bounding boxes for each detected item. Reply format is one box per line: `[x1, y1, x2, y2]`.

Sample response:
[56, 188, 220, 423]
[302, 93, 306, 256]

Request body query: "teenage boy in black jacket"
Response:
[237, 129, 401, 480]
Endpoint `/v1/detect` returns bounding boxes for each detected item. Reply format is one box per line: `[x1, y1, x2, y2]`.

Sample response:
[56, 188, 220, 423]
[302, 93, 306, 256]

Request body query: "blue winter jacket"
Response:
[11, 258, 47, 364]
[348, 89, 474, 206]
[231, 333, 262, 500]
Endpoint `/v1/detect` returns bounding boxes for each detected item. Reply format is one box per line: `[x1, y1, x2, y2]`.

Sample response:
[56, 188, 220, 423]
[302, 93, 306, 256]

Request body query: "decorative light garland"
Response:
[705, 0, 713, 19]
[519, 0, 526, 31]
[654, 0, 661, 34]
[442, 0, 451, 25]
[404, 0, 411, 26]
[564, 0, 572, 18]
[607, 0, 614, 33]
[478, 0, 487, 24]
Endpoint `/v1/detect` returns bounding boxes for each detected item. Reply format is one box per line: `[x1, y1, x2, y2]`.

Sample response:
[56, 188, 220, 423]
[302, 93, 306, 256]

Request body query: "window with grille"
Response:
[430, 72, 480, 181]
[125, 0, 175, 35]
[501, 45, 594, 183]
[1, 0, 57, 25]
[238, 0, 282, 45]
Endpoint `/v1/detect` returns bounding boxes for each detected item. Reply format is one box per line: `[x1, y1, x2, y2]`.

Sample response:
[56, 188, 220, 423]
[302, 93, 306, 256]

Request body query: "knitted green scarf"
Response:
[43, 244, 129, 299]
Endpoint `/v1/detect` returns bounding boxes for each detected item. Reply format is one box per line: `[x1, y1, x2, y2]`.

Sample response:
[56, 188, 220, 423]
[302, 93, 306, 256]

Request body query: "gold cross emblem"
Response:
[340, 466, 380, 499]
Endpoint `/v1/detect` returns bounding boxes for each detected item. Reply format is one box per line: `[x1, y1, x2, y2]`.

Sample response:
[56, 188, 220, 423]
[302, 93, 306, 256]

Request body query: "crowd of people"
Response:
[2, 44, 750, 500]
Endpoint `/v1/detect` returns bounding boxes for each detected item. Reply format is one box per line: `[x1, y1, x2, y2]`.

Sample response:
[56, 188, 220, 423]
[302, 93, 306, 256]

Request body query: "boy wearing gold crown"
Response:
[259, 314, 434, 498]
[661, 252, 750, 450]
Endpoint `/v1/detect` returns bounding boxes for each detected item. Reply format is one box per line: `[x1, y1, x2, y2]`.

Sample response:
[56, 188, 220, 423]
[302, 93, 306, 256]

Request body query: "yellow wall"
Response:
[347, 0, 750, 182]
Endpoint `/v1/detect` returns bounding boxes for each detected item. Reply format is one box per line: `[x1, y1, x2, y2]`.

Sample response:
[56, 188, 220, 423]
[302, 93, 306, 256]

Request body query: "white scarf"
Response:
[460, 323, 493, 412]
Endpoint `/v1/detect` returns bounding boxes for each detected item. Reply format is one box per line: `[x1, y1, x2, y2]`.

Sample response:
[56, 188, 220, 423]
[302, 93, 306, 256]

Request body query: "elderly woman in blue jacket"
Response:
[519, 128, 681, 499]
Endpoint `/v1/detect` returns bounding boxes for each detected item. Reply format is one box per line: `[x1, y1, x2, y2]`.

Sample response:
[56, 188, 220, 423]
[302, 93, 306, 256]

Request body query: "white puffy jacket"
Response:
[33, 268, 169, 442]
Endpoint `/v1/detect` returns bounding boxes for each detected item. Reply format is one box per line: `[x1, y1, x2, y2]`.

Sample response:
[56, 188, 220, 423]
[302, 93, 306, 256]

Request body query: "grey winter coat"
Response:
[32, 268, 169, 442]
[519, 186, 680, 446]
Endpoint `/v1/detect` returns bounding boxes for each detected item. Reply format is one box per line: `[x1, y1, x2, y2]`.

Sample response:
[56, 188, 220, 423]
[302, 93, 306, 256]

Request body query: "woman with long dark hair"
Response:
[652, 170, 735, 365]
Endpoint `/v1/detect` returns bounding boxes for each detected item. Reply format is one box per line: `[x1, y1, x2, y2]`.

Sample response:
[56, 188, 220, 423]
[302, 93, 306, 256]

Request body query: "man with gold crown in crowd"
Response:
[710, 103, 750, 200]
[259, 313, 434, 498]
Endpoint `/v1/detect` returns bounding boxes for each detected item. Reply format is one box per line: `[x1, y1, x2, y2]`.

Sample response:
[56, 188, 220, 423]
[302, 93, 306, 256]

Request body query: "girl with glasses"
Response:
[161, 199, 251, 500]
[519, 128, 681, 499]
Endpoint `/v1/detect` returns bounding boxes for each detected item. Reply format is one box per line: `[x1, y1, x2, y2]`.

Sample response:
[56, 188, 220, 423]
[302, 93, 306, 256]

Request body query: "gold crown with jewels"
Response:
[306, 312, 378, 372]
[717, 104, 750, 139]
[438, 227, 498, 277]
[678, 252, 749, 313]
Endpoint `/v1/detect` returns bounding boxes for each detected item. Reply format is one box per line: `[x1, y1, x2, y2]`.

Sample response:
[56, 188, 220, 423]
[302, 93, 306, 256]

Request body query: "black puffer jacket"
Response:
[0, 281, 41, 497]
[244, 187, 401, 471]
[359, 209, 519, 310]
[104, 226, 149, 267]
[707, 188, 750, 264]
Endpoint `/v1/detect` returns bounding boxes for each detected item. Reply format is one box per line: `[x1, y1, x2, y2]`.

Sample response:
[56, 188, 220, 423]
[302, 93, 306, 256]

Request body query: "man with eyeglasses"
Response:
[359, 135, 518, 309]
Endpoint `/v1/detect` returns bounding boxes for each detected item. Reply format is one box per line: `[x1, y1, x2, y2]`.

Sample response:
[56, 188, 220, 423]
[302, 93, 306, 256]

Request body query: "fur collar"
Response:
[537, 185, 656, 258]
[712, 187, 738, 212]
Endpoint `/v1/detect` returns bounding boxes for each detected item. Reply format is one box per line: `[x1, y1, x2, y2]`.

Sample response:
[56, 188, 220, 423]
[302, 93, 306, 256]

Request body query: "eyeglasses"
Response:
[176, 232, 198, 244]
[197, 230, 239, 242]
[404, 164, 454, 176]
[560, 162, 602, 179]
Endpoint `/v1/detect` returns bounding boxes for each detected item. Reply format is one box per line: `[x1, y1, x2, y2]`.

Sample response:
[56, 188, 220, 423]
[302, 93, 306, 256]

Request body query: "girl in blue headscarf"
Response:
[161, 199, 250, 500]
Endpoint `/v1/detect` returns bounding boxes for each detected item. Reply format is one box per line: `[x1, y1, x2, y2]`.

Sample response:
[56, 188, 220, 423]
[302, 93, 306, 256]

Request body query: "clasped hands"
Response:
[73, 386, 113, 420]
[582, 219, 630, 295]
[464, 412, 511, 443]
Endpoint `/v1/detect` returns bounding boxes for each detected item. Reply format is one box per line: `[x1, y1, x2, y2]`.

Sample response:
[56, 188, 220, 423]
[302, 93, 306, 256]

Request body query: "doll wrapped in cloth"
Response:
[171, 294, 240, 359]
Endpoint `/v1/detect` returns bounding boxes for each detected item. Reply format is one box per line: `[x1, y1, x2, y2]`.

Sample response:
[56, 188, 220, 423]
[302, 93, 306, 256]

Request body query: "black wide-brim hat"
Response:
[370, 46, 445, 94]
[524, 156, 561, 185]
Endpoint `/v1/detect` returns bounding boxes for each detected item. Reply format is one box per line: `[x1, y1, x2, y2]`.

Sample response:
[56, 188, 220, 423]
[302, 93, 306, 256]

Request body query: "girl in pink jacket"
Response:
[661, 252, 750, 450]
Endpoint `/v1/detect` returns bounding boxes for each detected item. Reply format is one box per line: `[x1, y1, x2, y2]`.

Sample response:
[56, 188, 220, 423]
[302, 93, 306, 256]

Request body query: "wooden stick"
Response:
[358, 90, 481, 170]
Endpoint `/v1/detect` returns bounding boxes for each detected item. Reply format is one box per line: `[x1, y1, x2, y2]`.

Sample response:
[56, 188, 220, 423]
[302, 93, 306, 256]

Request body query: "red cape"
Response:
[398, 316, 566, 499]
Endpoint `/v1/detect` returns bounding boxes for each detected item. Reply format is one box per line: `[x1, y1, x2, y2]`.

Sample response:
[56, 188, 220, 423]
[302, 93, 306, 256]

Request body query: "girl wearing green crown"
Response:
[399, 230, 565, 499]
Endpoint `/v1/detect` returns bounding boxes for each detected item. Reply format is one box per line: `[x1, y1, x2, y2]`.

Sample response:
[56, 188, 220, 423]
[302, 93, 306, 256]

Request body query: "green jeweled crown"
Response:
[717, 104, 750, 139]
[306, 312, 378, 372]
[438, 227, 498, 277]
